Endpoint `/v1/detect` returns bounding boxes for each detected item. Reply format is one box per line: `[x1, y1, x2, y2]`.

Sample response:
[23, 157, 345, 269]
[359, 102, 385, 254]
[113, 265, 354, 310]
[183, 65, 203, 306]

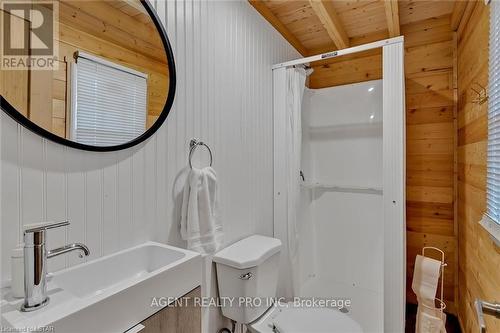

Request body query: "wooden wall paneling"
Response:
[307, 30, 386, 89]
[308, 52, 382, 88]
[73, 1, 158, 42]
[405, 16, 456, 312]
[52, 60, 67, 138]
[110, 0, 149, 17]
[457, 2, 500, 332]
[29, 70, 53, 132]
[57, 0, 165, 63]
[450, 1, 467, 31]
[405, 40, 453, 75]
[398, 1, 455, 26]
[57, 24, 165, 74]
[401, 15, 452, 48]
[0, 11, 30, 117]
[452, 29, 459, 317]
[457, 1, 477, 38]
[0, 67, 29, 118]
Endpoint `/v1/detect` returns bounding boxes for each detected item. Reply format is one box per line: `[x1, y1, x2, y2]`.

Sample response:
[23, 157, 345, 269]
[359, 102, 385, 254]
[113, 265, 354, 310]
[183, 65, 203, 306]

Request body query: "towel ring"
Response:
[189, 139, 213, 169]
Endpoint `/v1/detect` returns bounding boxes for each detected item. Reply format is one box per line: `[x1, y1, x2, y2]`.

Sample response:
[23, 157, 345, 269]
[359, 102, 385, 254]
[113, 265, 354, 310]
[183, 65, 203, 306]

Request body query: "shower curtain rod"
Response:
[272, 36, 404, 70]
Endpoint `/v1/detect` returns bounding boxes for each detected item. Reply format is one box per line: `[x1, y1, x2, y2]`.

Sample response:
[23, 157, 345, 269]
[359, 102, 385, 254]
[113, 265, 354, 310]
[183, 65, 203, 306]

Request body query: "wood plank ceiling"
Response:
[250, 0, 456, 55]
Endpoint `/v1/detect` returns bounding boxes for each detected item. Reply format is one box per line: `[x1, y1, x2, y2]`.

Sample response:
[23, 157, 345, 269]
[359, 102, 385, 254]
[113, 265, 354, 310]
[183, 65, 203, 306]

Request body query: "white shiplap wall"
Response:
[0, 0, 299, 283]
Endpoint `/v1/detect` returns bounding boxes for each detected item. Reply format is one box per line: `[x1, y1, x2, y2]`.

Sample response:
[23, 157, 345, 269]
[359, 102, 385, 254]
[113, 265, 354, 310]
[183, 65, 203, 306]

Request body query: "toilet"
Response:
[213, 235, 363, 333]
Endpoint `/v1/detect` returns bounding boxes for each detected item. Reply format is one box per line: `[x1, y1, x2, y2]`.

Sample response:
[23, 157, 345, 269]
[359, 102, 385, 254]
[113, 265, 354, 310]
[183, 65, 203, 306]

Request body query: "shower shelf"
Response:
[300, 182, 383, 195]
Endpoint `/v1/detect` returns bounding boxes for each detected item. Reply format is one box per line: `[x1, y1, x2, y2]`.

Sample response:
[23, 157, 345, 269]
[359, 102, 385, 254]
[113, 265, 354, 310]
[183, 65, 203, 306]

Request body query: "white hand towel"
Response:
[412, 254, 442, 306]
[416, 305, 446, 333]
[180, 167, 223, 254]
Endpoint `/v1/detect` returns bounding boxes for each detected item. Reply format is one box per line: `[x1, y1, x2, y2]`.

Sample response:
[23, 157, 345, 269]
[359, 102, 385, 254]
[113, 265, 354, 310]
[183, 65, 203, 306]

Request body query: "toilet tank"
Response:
[213, 235, 281, 324]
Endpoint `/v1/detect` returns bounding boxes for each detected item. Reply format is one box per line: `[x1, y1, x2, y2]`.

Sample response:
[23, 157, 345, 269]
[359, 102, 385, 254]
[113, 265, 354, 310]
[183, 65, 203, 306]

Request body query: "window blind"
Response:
[71, 56, 147, 147]
[483, 0, 500, 244]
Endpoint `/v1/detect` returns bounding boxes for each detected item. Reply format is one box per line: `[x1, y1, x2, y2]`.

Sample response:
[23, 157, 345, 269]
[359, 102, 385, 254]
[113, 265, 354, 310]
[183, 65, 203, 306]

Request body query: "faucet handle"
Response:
[24, 221, 70, 234]
[23, 221, 70, 247]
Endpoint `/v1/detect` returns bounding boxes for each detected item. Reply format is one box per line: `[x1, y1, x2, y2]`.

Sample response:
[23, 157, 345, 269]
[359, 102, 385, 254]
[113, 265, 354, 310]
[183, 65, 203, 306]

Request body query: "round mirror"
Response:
[0, 0, 175, 151]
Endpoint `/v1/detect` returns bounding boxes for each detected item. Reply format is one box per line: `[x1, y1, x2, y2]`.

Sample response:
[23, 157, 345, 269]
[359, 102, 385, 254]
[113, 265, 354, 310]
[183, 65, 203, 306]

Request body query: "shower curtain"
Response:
[284, 67, 307, 297]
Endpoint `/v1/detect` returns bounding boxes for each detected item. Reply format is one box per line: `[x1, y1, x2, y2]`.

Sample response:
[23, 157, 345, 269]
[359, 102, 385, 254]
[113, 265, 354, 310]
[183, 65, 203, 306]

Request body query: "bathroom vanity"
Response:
[138, 287, 201, 333]
[1, 242, 202, 333]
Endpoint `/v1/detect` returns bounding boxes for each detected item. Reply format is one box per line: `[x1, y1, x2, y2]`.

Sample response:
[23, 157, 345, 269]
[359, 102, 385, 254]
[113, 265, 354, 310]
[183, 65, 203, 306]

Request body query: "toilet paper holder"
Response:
[421, 247, 448, 314]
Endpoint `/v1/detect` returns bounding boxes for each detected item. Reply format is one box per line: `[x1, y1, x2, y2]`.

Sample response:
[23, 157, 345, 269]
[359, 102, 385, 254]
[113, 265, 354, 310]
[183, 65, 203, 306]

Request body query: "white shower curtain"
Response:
[284, 67, 307, 297]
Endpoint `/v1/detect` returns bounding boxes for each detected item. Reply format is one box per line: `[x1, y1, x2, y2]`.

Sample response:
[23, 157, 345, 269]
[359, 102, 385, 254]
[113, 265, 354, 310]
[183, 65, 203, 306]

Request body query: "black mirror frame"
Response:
[0, 0, 176, 152]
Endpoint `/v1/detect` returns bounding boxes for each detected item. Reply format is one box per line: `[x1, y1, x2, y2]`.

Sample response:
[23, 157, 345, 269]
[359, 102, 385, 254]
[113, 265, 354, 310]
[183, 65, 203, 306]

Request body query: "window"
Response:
[482, 0, 500, 244]
[70, 52, 147, 147]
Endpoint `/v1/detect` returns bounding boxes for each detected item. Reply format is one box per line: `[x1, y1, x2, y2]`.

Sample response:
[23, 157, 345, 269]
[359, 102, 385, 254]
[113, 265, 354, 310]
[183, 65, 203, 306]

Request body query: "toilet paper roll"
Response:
[416, 305, 446, 333]
[412, 254, 442, 306]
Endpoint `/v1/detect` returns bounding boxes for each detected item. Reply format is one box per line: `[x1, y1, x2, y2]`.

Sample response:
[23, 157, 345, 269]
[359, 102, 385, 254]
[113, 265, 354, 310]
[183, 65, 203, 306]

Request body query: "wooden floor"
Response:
[405, 303, 461, 333]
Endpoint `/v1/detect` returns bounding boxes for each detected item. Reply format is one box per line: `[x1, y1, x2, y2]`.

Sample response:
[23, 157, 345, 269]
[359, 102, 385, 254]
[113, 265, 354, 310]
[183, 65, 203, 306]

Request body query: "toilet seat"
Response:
[248, 303, 363, 333]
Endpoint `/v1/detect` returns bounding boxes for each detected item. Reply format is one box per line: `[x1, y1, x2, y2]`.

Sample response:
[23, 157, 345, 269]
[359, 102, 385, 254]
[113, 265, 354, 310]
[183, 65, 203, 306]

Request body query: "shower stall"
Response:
[272, 37, 405, 332]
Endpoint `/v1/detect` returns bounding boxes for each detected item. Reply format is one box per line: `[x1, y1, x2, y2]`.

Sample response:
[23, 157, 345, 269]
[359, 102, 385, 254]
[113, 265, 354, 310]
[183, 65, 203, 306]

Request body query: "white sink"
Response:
[1, 242, 201, 333]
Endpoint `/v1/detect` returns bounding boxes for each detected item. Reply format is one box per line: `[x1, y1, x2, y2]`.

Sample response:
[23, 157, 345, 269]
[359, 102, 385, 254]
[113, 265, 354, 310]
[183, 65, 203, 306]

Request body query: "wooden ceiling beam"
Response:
[308, 0, 349, 49]
[384, 0, 400, 37]
[248, 0, 308, 56]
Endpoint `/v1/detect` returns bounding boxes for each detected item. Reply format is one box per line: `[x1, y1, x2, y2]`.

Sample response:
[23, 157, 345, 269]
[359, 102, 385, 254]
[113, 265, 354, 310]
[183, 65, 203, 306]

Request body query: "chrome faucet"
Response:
[21, 221, 90, 312]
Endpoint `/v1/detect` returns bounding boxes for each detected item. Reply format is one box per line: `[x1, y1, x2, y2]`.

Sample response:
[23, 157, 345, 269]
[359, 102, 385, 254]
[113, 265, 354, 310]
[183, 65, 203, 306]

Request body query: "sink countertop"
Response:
[1, 241, 202, 332]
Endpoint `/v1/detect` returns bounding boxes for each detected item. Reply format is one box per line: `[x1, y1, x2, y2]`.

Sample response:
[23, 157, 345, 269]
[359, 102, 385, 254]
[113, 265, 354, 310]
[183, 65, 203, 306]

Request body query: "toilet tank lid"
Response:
[213, 235, 281, 269]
